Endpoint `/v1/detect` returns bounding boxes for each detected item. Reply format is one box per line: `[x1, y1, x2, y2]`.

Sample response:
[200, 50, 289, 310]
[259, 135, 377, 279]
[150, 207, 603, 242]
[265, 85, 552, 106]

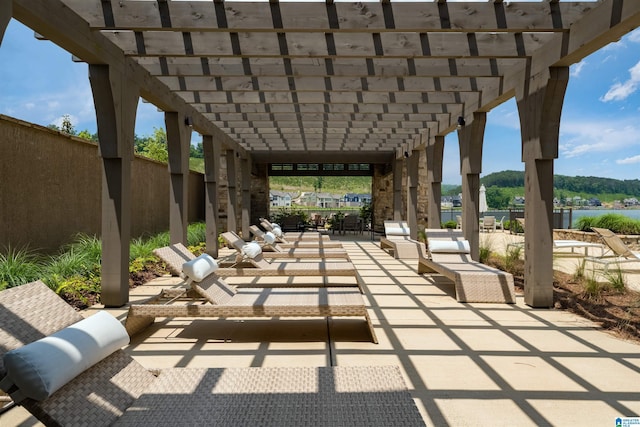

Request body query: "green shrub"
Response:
[603, 267, 626, 292]
[575, 213, 640, 235]
[0, 246, 44, 290]
[442, 220, 457, 229]
[187, 222, 207, 246]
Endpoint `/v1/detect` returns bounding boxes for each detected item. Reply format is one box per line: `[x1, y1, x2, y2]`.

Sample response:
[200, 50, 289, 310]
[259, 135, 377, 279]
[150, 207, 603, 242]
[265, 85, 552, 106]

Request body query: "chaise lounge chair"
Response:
[224, 230, 349, 260]
[0, 281, 426, 426]
[379, 221, 423, 259]
[217, 232, 359, 283]
[154, 243, 360, 289]
[260, 218, 330, 242]
[506, 218, 604, 256]
[418, 229, 516, 303]
[249, 225, 344, 250]
[586, 227, 640, 272]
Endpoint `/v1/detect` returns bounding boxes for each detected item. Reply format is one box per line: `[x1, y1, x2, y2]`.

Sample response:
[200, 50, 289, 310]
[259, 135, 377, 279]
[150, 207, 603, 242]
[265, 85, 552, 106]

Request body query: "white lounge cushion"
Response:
[241, 242, 263, 259]
[428, 239, 471, 254]
[271, 225, 283, 237]
[263, 231, 277, 245]
[182, 253, 219, 282]
[1, 311, 129, 402]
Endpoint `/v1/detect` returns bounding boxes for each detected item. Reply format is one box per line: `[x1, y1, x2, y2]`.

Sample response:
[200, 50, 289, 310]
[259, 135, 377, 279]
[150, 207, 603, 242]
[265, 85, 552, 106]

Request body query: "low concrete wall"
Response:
[0, 115, 204, 253]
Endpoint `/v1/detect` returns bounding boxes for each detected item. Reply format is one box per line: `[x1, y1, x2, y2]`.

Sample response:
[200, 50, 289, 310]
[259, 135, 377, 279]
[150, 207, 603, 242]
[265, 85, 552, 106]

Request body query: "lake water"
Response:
[441, 208, 640, 229]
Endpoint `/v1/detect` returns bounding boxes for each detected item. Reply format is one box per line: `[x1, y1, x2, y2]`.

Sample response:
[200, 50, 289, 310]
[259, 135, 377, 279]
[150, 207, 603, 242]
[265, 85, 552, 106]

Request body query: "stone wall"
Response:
[371, 150, 429, 234]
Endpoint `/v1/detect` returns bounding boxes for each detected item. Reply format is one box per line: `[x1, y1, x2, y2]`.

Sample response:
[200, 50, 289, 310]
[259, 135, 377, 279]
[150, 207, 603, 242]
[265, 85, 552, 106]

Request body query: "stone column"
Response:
[407, 150, 420, 240]
[426, 135, 445, 229]
[226, 150, 237, 232]
[202, 134, 219, 257]
[88, 64, 139, 307]
[393, 157, 403, 221]
[241, 156, 251, 240]
[458, 112, 486, 261]
[166, 112, 192, 245]
[517, 66, 569, 308]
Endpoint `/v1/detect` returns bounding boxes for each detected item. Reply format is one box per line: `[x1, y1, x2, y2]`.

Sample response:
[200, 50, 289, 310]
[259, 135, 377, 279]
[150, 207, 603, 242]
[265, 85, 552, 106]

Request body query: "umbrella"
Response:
[479, 184, 488, 214]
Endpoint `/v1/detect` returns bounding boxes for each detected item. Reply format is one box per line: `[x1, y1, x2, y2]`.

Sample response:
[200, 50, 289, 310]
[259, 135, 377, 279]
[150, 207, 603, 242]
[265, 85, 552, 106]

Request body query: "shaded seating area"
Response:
[418, 229, 516, 303]
[379, 221, 423, 259]
[586, 227, 640, 272]
[0, 281, 428, 426]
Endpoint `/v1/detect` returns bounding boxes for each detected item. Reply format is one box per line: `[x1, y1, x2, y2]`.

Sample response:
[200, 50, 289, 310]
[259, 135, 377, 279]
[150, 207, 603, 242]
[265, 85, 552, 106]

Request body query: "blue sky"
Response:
[1, 15, 639, 185]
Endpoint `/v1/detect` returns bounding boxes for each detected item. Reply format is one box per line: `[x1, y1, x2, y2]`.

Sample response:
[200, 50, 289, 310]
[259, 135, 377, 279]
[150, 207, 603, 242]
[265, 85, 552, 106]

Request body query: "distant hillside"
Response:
[482, 170, 640, 197]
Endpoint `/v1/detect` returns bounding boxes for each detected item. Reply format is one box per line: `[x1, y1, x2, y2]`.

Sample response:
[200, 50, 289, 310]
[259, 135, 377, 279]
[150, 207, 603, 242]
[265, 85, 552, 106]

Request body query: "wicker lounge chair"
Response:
[249, 226, 349, 260]
[0, 281, 427, 426]
[586, 227, 640, 272]
[217, 232, 359, 282]
[154, 243, 359, 290]
[418, 229, 516, 303]
[379, 221, 423, 259]
[260, 218, 330, 242]
[249, 225, 342, 250]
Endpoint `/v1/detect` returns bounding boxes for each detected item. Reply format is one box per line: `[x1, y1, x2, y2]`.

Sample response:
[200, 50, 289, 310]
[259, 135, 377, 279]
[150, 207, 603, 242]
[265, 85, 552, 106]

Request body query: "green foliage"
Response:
[189, 157, 204, 173]
[442, 220, 457, 229]
[504, 245, 522, 275]
[60, 114, 75, 135]
[0, 247, 44, 290]
[574, 213, 640, 234]
[136, 127, 169, 163]
[269, 176, 371, 194]
[582, 274, 603, 300]
[603, 267, 626, 292]
[573, 259, 586, 282]
[187, 222, 207, 246]
[67, 234, 102, 266]
[479, 246, 491, 264]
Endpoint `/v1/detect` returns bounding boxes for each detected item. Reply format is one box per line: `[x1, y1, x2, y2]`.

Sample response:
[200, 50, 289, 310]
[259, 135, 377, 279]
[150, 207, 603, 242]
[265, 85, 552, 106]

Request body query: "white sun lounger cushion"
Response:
[428, 239, 471, 254]
[241, 242, 263, 259]
[1, 311, 129, 402]
[183, 253, 219, 282]
[386, 226, 410, 236]
[263, 231, 277, 244]
[271, 224, 283, 237]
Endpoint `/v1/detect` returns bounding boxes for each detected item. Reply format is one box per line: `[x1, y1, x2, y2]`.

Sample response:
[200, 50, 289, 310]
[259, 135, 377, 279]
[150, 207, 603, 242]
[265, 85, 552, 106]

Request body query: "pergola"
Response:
[1, 0, 639, 308]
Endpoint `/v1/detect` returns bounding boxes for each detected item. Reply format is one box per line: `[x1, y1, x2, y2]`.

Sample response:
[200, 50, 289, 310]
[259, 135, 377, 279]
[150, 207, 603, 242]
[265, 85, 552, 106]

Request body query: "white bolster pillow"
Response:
[263, 232, 276, 245]
[241, 242, 263, 259]
[428, 239, 471, 254]
[386, 226, 410, 236]
[1, 311, 129, 402]
[182, 253, 219, 282]
[271, 225, 283, 237]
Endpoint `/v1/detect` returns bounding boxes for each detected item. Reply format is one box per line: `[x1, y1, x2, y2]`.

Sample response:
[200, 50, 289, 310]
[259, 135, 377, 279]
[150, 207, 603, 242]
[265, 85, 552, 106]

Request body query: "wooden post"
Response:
[226, 150, 237, 232]
[393, 157, 403, 221]
[517, 66, 569, 308]
[407, 150, 419, 240]
[0, 1, 10, 44]
[458, 112, 486, 261]
[202, 134, 219, 257]
[89, 64, 139, 307]
[426, 135, 445, 230]
[241, 156, 251, 240]
[166, 112, 192, 245]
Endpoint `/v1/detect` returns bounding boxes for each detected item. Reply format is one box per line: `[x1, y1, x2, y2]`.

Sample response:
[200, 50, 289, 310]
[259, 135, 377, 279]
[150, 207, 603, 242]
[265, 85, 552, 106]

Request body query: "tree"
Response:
[139, 127, 168, 163]
[60, 114, 75, 135]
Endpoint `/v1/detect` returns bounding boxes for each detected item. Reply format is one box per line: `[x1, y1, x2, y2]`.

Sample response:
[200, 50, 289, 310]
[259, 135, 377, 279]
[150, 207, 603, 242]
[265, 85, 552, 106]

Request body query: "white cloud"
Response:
[627, 28, 640, 43]
[616, 155, 640, 165]
[559, 118, 639, 158]
[570, 60, 587, 78]
[601, 61, 640, 102]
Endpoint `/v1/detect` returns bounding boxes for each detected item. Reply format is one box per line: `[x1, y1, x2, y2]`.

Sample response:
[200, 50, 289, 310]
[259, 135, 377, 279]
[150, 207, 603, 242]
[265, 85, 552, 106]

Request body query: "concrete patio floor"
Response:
[3, 231, 640, 426]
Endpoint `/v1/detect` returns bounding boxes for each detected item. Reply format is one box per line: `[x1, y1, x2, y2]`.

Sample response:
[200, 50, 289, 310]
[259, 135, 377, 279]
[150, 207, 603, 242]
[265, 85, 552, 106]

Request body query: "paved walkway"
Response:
[3, 232, 640, 426]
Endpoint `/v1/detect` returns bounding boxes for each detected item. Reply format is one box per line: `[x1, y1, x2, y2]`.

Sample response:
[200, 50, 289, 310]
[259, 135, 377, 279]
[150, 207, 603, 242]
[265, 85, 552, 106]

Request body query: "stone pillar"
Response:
[458, 112, 486, 261]
[0, 1, 10, 44]
[226, 150, 237, 232]
[241, 156, 251, 240]
[517, 66, 569, 308]
[407, 150, 419, 240]
[202, 134, 219, 257]
[166, 112, 192, 245]
[89, 64, 139, 307]
[393, 157, 403, 220]
[426, 135, 445, 229]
